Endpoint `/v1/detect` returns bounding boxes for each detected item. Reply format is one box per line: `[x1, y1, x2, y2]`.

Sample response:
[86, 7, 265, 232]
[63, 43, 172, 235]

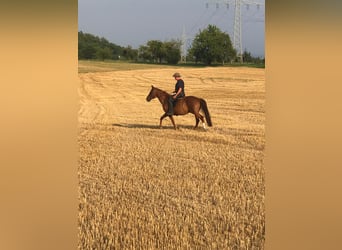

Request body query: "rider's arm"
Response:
[173, 88, 182, 98]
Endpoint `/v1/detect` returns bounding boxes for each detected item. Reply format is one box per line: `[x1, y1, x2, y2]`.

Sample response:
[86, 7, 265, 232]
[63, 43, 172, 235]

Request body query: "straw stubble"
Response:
[78, 63, 265, 249]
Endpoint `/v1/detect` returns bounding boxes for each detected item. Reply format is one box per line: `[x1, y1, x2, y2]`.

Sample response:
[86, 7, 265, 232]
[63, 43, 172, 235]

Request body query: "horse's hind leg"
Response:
[194, 113, 206, 130]
[194, 117, 200, 128]
[200, 114, 207, 129]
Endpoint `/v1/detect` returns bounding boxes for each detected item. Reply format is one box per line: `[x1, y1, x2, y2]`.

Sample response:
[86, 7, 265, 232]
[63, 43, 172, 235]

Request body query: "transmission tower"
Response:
[207, 0, 264, 63]
[233, 0, 242, 62]
[181, 26, 187, 63]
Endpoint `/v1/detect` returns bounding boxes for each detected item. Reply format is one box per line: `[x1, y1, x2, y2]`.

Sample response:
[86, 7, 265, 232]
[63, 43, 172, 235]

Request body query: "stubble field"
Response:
[78, 61, 265, 249]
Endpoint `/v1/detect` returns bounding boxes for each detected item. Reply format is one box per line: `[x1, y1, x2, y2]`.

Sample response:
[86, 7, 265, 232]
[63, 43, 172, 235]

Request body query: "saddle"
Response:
[173, 96, 185, 106]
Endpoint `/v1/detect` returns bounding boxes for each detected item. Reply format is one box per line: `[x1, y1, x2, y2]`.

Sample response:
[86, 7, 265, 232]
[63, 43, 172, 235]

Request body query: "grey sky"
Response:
[78, 0, 265, 57]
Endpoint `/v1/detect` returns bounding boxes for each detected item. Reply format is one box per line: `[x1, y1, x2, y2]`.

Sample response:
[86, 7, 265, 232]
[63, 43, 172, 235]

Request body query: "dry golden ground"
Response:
[78, 61, 265, 249]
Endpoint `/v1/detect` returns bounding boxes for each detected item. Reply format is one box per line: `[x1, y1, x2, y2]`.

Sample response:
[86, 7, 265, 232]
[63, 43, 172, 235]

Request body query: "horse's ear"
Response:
[151, 85, 154, 88]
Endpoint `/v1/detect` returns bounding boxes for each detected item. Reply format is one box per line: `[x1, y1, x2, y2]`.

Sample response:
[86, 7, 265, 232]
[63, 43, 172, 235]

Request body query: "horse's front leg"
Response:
[159, 113, 168, 128]
[169, 115, 177, 130]
[159, 113, 177, 129]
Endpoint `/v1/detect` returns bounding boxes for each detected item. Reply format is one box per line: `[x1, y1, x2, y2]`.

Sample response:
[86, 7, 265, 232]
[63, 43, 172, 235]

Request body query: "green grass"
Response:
[78, 60, 174, 73]
[78, 60, 265, 73]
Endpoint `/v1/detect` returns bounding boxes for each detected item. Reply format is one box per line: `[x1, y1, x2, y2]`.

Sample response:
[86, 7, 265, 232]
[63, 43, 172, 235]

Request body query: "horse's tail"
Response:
[200, 99, 212, 127]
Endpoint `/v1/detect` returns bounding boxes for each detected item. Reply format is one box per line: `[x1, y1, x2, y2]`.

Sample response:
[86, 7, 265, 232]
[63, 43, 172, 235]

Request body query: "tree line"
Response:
[78, 31, 180, 64]
[79, 25, 264, 65]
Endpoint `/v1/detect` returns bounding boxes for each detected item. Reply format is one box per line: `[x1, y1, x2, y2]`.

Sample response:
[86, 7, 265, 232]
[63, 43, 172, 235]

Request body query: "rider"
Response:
[167, 72, 186, 115]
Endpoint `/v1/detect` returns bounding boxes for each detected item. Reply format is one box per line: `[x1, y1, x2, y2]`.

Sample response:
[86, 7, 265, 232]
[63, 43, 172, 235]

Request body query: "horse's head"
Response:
[146, 85, 156, 102]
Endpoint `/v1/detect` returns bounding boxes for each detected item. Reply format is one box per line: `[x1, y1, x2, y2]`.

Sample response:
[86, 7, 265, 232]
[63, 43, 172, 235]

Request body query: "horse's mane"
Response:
[154, 86, 171, 97]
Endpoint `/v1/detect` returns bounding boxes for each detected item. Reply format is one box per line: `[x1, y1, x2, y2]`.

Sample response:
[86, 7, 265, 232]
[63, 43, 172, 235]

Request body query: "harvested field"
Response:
[78, 61, 265, 249]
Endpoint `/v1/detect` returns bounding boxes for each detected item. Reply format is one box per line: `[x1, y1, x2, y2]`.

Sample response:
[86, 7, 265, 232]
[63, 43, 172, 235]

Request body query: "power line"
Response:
[207, 0, 264, 62]
[181, 0, 264, 62]
[200, 8, 220, 31]
[188, 9, 209, 35]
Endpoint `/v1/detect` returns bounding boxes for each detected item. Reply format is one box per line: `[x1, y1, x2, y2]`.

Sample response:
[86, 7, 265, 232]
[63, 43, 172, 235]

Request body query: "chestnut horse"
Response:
[146, 85, 212, 129]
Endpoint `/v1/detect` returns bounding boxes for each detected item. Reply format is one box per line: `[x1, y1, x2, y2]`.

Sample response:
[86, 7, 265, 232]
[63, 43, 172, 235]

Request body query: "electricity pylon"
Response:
[207, 0, 264, 63]
[181, 26, 187, 63]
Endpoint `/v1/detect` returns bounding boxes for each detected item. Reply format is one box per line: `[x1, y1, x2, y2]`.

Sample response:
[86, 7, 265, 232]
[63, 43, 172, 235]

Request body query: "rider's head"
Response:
[172, 72, 181, 79]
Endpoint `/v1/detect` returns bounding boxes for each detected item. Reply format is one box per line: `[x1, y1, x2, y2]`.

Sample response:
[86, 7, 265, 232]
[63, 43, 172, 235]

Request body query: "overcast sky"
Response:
[78, 0, 265, 57]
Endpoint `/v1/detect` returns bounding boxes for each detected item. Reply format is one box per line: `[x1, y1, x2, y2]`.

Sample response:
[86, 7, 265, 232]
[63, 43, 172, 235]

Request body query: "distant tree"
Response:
[242, 50, 265, 65]
[78, 32, 97, 59]
[122, 45, 138, 61]
[147, 40, 165, 63]
[163, 40, 181, 64]
[79, 44, 97, 59]
[188, 25, 236, 65]
[138, 39, 181, 64]
[138, 45, 152, 62]
[96, 47, 112, 61]
[78, 31, 124, 60]
[243, 50, 253, 63]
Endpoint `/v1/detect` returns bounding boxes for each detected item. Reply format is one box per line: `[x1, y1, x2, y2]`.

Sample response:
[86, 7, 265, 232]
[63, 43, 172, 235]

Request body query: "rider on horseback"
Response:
[167, 72, 185, 115]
